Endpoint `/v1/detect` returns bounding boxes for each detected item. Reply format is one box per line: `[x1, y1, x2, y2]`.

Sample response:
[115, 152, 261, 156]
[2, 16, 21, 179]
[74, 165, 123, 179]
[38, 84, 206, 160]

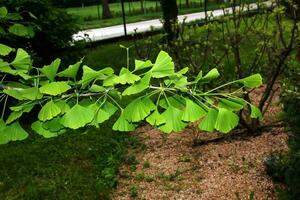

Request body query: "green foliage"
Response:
[0, 45, 263, 144]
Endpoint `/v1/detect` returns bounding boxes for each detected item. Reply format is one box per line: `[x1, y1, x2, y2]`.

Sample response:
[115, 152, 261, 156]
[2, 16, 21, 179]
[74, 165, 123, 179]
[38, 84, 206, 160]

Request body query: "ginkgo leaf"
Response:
[123, 98, 155, 122]
[218, 98, 246, 111]
[10, 48, 31, 70]
[134, 59, 153, 71]
[200, 68, 220, 83]
[122, 73, 151, 96]
[182, 99, 207, 122]
[146, 110, 165, 126]
[151, 51, 174, 78]
[57, 59, 82, 79]
[102, 101, 118, 117]
[6, 103, 34, 124]
[87, 103, 111, 126]
[250, 105, 262, 120]
[0, 44, 14, 56]
[0, 7, 8, 18]
[0, 121, 29, 144]
[60, 104, 94, 129]
[40, 58, 61, 81]
[31, 121, 65, 138]
[238, 74, 262, 88]
[115, 68, 140, 84]
[159, 95, 185, 110]
[198, 108, 218, 132]
[103, 74, 118, 86]
[79, 65, 107, 88]
[39, 81, 71, 96]
[158, 106, 187, 133]
[215, 108, 239, 133]
[38, 100, 61, 121]
[112, 113, 136, 132]
[8, 23, 34, 38]
[42, 117, 65, 132]
[89, 84, 106, 93]
[195, 71, 203, 82]
[4, 87, 42, 100]
[55, 101, 70, 114]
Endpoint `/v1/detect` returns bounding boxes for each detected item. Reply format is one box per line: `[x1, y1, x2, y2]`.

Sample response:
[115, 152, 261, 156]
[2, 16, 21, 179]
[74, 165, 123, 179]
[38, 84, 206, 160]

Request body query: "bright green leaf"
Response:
[134, 59, 153, 71]
[60, 104, 94, 129]
[182, 99, 207, 122]
[31, 121, 65, 138]
[123, 98, 155, 122]
[158, 106, 187, 133]
[0, 44, 14, 56]
[215, 108, 239, 133]
[57, 59, 82, 79]
[0, 121, 28, 144]
[151, 51, 174, 78]
[218, 98, 246, 111]
[40, 58, 61, 81]
[250, 105, 262, 120]
[198, 108, 218, 132]
[200, 68, 220, 82]
[112, 113, 136, 132]
[10, 48, 31, 70]
[39, 81, 71, 96]
[38, 100, 61, 121]
[238, 74, 263, 88]
[122, 73, 151, 96]
[115, 68, 140, 85]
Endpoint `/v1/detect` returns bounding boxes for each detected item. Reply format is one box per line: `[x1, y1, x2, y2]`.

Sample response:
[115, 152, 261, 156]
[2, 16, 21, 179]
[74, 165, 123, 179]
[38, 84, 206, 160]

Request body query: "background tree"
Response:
[102, 0, 112, 19]
[160, 0, 179, 41]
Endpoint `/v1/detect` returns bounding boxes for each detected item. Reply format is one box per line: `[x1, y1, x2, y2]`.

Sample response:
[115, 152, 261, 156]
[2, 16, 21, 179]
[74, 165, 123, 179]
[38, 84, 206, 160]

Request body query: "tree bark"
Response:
[160, 0, 178, 41]
[140, 0, 144, 13]
[101, 0, 112, 19]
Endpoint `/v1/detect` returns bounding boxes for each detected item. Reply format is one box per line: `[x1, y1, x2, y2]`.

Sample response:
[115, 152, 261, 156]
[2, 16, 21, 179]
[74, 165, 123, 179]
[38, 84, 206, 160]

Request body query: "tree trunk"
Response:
[140, 0, 144, 13]
[160, 0, 178, 41]
[101, 0, 112, 19]
[185, 0, 189, 8]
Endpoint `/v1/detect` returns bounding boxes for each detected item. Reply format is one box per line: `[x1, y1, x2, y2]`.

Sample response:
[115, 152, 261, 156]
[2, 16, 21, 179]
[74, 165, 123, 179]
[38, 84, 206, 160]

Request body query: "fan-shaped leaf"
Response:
[215, 108, 239, 133]
[146, 110, 165, 126]
[250, 105, 262, 120]
[182, 99, 207, 122]
[57, 59, 82, 79]
[0, 44, 14, 56]
[123, 98, 155, 122]
[40, 58, 61, 81]
[8, 24, 34, 38]
[112, 114, 136, 132]
[115, 68, 140, 85]
[198, 108, 218, 132]
[10, 48, 31, 70]
[122, 73, 151, 96]
[38, 100, 61, 121]
[238, 74, 262, 88]
[31, 121, 65, 138]
[39, 81, 71, 96]
[218, 98, 246, 111]
[151, 51, 174, 78]
[200, 68, 219, 83]
[134, 59, 153, 71]
[0, 121, 28, 144]
[42, 117, 65, 132]
[158, 106, 187, 133]
[60, 104, 94, 129]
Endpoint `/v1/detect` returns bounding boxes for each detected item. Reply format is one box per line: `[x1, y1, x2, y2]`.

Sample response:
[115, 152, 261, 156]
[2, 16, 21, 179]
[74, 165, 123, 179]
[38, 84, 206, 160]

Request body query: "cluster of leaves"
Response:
[0, 44, 263, 144]
[0, 6, 35, 38]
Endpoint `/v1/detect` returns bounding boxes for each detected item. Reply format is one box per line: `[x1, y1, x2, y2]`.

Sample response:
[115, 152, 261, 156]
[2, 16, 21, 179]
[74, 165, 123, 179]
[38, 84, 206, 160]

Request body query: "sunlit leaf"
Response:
[238, 74, 262, 88]
[182, 98, 207, 122]
[158, 106, 187, 133]
[151, 51, 174, 78]
[115, 67, 140, 84]
[0, 44, 14, 56]
[122, 73, 151, 96]
[200, 68, 220, 83]
[40, 58, 61, 81]
[112, 113, 136, 132]
[123, 98, 155, 122]
[218, 98, 246, 111]
[198, 108, 218, 132]
[39, 81, 71, 96]
[250, 105, 262, 120]
[57, 59, 82, 79]
[146, 110, 165, 126]
[215, 108, 239, 133]
[134, 59, 153, 71]
[10, 48, 31, 70]
[60, 104, 94, 129]
[0, 121, 28, 144]
[38, 100, 61, 121]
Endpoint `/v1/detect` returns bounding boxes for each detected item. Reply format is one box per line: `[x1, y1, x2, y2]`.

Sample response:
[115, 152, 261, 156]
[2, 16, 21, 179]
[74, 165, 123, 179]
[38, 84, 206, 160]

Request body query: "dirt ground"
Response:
[112, 85, 288, 200]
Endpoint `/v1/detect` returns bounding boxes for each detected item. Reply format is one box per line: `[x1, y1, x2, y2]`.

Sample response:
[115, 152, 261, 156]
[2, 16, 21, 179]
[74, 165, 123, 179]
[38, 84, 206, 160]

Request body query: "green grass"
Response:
[0, 103, 142, 200]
